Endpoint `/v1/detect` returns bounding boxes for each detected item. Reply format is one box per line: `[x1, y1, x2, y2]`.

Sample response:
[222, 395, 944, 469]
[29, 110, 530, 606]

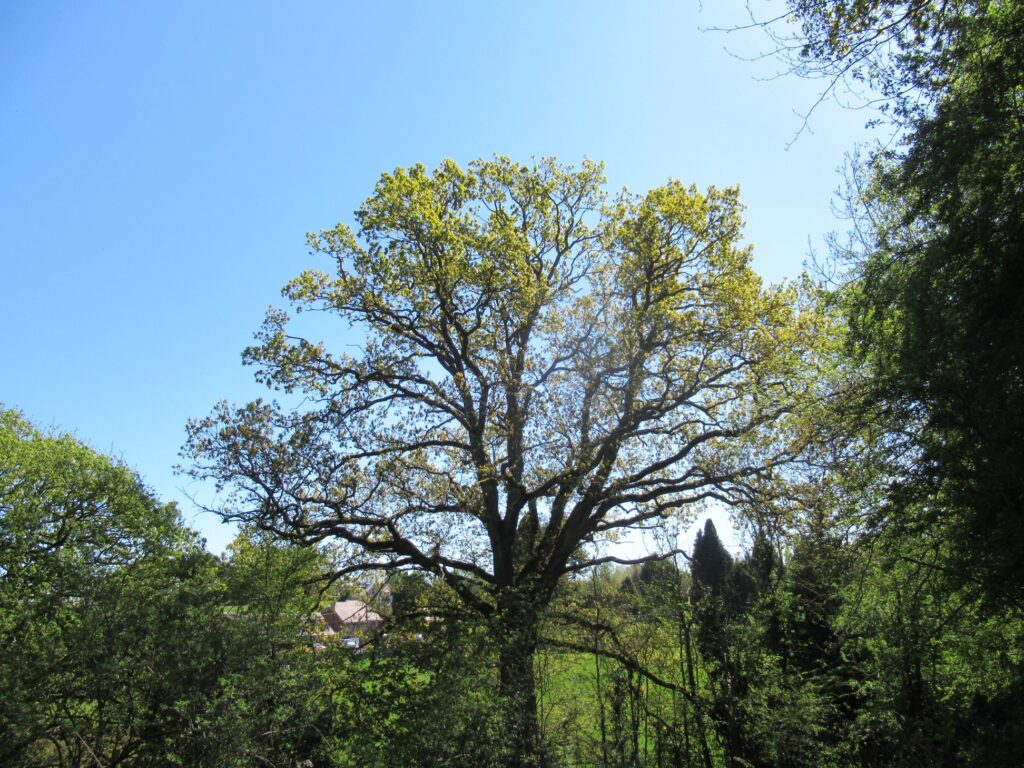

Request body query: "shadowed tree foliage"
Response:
[0, 407, 202, 767]
[0, 409, 342, 768]
[751, 0, 1024, 606]
[733, 5, 1024, 759]
[847, 5, 1024, 603]
[691, 520, 733, 598]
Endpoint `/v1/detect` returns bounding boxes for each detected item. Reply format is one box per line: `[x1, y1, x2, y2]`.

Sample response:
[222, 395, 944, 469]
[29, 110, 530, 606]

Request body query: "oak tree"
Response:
[184, 157, 823, 767]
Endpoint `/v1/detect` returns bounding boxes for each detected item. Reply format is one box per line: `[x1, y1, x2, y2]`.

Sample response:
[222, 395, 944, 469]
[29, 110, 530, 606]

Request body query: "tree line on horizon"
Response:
[3, 1, 1023, 765]
[3, 413, 1021, 766]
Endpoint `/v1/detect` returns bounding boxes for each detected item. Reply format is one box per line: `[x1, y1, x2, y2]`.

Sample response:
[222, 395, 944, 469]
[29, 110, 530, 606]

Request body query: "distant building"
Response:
[320, 599, 384, 641]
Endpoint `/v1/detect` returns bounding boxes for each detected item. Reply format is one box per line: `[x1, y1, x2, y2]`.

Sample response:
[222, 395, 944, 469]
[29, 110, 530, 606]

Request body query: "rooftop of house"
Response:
[321, 599, 384, 634]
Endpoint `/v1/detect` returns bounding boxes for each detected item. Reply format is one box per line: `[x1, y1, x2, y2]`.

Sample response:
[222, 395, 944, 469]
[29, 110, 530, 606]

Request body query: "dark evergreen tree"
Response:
[691, 520, 733, 598]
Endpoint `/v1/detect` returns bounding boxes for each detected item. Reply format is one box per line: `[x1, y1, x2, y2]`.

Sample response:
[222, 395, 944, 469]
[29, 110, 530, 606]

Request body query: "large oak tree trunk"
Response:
[494, 592, 547, 768]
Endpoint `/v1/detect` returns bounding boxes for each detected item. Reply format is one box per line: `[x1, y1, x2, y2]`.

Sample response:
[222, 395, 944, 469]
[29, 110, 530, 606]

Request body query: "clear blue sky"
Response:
[1, 1, 869, 554]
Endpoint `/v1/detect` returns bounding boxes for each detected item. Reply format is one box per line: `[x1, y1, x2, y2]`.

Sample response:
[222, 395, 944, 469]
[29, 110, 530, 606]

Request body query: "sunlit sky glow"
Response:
[1, 1, 873, 555]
